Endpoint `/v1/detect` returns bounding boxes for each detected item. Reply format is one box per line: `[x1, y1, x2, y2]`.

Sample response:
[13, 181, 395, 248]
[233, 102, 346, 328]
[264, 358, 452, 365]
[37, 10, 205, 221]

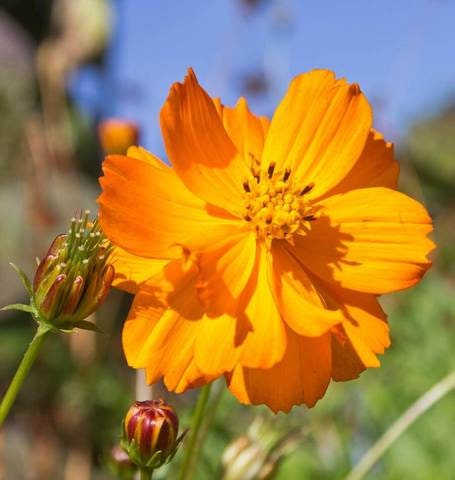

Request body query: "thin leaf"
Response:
[74, 320, 103, 333]
[9, 262, 32, 296]
[0, 303, 35, 314]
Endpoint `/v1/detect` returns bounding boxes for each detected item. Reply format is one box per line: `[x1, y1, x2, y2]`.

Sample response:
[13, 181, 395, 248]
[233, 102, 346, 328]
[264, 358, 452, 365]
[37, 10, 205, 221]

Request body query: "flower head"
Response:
[33, 211, 114, 329]
[121, 399, 183, 469]
[98, 69, 434, 412]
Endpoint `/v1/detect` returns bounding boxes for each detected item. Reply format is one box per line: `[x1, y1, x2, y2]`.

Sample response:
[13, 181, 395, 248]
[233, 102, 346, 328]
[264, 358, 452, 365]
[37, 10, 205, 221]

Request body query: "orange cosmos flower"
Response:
[98, 69, 434, 412]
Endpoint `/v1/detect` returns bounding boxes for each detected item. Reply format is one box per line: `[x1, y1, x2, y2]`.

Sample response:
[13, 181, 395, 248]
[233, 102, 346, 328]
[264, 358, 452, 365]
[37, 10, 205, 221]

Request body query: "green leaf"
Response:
[0, 303, 35, 314]
[9, 262, 33, 296]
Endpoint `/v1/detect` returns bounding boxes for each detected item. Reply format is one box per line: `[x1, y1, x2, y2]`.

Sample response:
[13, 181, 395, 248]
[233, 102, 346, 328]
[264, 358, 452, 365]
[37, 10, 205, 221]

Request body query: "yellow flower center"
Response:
[242, 161, 316, 243]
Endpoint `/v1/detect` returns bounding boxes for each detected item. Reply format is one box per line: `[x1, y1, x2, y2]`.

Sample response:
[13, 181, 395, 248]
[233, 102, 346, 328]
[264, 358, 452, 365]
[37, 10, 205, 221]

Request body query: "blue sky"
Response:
[72, 0, 455, 155]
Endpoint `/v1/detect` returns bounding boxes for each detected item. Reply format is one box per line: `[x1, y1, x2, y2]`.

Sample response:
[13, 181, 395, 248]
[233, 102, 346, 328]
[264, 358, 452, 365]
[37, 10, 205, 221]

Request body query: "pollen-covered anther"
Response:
[242, 165, 315, 242]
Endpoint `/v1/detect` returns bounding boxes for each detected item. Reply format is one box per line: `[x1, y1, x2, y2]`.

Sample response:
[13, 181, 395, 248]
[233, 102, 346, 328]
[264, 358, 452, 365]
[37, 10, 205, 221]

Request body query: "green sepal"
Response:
[9, 262, 32, 296]
[0, 303, 35, 314]
[145, 450, 166, 468]
[73, 320, 103, 333]
[121, 439, 165, 469]
[166, 429, 187, 463]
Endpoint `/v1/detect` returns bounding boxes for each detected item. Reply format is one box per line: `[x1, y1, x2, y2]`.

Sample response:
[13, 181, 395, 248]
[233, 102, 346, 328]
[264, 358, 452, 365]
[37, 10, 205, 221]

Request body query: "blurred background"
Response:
[0, 0, 454, 478]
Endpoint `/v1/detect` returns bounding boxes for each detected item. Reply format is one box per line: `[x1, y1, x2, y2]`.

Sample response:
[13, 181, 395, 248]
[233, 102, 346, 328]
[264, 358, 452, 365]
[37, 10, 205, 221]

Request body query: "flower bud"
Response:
[98, 118, 139, 154]
[121, 399, 184, 470]
[107, 445, 137, 480]
[32, 211, 114, 330]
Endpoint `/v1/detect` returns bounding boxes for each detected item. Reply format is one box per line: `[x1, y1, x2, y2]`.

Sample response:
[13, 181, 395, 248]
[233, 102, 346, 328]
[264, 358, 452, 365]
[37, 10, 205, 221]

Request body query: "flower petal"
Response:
[99, 153, 236, 258]
[227, 327, 332, 412]
[196, 231, 257, 316]
[126, 145, 169, 169]
[321, 129, 399, 198]
[294, 187, 435, 294]
[331, 328, 365, 382]
[261, 69, 372, 198]
[334, 287, 390, 368]
[328, 284, 390, 380]
[237, 244, 287, 369]
[160, 68, 251, 214]
[122, 258, 210, 393]
[218, 97, 270, 164]
[195, 242, 285, 373]
[270, 243, 345, 336]
[110, 246, 169, 294]
[194, 313, 241, 376]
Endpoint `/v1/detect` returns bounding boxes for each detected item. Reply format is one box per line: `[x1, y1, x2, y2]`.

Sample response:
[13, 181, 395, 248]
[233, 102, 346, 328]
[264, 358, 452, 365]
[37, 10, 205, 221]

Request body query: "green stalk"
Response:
[346, 371, 455, 480]
[177, 383, 213, 480]
[140, 467, 153, 480]
[0, 325, 51, 427]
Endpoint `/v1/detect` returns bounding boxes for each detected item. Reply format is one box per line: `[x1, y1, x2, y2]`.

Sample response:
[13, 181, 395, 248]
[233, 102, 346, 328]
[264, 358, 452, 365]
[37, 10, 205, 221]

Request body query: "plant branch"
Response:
[0, 325, 51, 427]
[177, 383, 212, 480]
[346, 371, 455, 480]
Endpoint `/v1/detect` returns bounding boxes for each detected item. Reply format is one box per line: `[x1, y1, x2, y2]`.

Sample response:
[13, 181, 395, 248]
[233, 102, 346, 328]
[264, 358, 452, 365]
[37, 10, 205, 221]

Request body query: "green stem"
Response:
[0, 325, 51, 427]
[177, 383, 212, 480]
[197, 381, 224, 450]
[140, 467, 153, 480]
[346, 371, 455, 480]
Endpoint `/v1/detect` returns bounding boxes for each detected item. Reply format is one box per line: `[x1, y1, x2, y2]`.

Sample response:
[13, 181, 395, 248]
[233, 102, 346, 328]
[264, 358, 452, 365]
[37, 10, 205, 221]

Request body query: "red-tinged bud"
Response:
[98, 118, 139, 154]
[121, 399, 184, 470]
[32, 211, 114, 330]
[75, 263, 114, 319]
[33, 234, 67, 293]
[39, 274, 67, 319]
[61, 275, 85, 315]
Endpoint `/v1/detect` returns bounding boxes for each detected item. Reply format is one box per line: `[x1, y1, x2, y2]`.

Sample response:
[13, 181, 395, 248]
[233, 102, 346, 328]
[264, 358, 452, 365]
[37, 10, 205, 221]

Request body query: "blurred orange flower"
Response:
[98, 69, 434, 412]
[98, 118, 139, 154]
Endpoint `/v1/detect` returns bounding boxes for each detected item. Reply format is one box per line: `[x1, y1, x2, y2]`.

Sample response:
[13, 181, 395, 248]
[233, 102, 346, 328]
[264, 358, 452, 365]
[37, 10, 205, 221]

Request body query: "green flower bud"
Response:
[32, 211, 114, 330]
[121, 399, 184, 470]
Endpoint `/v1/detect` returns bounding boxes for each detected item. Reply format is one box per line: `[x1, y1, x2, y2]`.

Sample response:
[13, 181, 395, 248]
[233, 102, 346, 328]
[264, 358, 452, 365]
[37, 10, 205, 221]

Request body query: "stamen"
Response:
[242, 164, 316, 243]
[267, 162, 276, 178]
[300, 183, 314, 195]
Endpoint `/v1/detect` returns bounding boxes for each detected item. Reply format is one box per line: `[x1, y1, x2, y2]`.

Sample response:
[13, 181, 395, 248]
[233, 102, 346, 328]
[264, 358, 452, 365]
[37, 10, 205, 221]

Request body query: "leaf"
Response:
[0, 303, 35, 314]
[9, 262, 33, 296]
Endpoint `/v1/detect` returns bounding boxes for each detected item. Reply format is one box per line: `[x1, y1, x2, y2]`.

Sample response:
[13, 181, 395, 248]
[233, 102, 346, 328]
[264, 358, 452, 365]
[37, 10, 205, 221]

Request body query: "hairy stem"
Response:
[0, 325, 51, 427]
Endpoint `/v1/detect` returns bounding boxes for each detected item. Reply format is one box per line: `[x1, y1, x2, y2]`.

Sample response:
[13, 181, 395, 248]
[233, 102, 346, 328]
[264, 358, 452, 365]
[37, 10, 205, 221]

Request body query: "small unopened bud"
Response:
[98, 118, 139, 154]
[107, 445, 137, 480]
[32, 211, 113, 330]
[121, 399, 184, 470]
